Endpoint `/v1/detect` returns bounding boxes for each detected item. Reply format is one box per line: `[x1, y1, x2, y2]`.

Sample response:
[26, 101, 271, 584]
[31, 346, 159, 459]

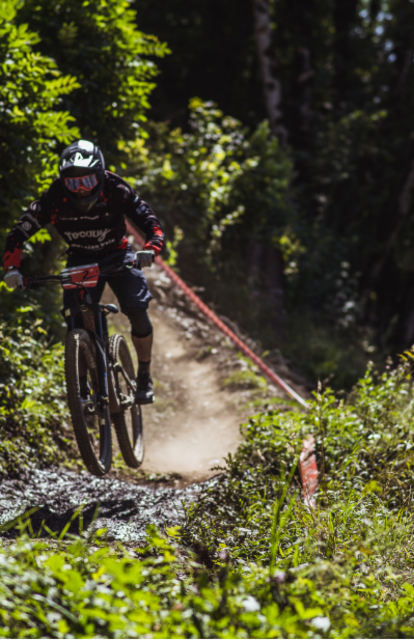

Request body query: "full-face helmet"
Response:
[59, 140, 105, 212]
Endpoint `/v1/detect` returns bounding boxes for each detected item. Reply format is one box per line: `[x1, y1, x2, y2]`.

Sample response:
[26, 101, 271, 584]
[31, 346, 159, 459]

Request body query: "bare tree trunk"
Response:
[297, 47, 314, 131]
[252, 0, 288, 144]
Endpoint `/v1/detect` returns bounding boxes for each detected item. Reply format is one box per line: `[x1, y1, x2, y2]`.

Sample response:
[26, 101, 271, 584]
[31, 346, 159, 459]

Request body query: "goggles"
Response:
[64, 174, 98, 193]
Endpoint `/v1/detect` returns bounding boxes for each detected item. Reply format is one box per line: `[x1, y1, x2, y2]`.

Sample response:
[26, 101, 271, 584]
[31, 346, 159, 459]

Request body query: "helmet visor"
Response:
[64, 174, 98, 193]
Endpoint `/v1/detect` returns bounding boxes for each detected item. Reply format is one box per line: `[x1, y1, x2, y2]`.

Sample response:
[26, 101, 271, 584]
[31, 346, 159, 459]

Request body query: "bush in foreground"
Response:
[180, 354, 414, 637]
[1, 356, 414, 637]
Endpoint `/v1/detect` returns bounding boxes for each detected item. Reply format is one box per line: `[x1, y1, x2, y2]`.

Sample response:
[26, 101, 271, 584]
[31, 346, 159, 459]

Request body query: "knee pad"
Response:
[125, 307, 153, 338]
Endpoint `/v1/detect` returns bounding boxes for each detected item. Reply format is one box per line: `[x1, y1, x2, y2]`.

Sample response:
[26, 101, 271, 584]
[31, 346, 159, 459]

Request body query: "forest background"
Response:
[2, 2, 414, 636]
[1, 0, 414, 389]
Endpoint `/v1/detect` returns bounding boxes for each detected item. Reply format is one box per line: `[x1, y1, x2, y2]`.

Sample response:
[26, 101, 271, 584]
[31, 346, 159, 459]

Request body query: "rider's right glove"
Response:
[4, 268, 24, 290]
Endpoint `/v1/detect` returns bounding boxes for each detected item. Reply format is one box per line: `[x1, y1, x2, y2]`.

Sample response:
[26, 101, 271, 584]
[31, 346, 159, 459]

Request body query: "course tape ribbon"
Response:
[126, 222, 317, 503]
[299, 435, 318, 509]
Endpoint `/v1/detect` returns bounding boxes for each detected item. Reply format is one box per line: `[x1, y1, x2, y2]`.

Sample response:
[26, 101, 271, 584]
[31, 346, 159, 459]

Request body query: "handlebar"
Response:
[22, 251, 154, 290]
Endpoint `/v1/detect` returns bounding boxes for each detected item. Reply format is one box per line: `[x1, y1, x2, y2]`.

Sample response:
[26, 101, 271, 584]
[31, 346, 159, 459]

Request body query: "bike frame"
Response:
[24, 258, 137, 414]
[71, 286, 110, 410]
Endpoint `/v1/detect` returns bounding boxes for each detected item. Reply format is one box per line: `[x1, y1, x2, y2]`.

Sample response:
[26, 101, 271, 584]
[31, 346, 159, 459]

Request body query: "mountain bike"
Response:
[24, 257, 144, 477]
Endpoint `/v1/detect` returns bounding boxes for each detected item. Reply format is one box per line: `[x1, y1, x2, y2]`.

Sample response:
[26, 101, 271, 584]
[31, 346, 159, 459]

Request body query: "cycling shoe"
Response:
[135, 370, 155, 405]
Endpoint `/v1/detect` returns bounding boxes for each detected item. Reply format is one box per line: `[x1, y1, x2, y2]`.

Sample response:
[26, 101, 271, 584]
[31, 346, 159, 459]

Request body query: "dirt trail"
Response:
[103, 257, 307, 484]
[103, 268, 244, 483]
[140, 308, 242, 478]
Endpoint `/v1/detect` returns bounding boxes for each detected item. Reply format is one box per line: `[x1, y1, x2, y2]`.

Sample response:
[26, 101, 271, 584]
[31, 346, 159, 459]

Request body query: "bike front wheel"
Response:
[109, 334, 144, 468]
[65, 329, 112, 476]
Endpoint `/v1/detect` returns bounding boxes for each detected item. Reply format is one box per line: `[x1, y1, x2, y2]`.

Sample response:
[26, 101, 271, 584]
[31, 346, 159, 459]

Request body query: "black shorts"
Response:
[63, 248, 152, 312]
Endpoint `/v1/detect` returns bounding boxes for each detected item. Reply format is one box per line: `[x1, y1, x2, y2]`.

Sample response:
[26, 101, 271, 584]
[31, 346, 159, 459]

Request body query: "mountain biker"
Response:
[2, 139, 164, 405]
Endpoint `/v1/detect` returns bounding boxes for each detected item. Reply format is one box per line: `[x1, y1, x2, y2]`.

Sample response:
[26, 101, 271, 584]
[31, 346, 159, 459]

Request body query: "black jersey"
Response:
[4, 172, 163, 269]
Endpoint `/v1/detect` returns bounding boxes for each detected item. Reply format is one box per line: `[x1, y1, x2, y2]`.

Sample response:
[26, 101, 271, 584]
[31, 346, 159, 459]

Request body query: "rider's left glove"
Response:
[135, 250, 155, 269]
[4, 268, 24, 290]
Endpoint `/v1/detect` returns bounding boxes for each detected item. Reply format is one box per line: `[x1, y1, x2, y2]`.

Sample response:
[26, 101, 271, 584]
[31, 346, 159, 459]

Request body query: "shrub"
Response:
[0, 316, 75, 476]
[2, 352, 414, 637]
[122, 99, 297, 350]
[179, 353, 414, 637]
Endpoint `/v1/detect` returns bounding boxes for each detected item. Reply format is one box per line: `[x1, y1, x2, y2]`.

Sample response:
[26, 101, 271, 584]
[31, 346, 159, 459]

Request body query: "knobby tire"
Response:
[65, 329, 112, 476]
[109, 334, 144, 468]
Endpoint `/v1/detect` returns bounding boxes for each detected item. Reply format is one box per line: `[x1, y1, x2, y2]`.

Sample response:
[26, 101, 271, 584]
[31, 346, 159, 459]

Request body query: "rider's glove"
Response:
[135, 250, 155, 269]
[4, 268, 24, 290]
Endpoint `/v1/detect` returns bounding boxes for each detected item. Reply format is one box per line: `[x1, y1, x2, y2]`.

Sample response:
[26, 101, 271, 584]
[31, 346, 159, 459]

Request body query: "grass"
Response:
[178, 352, 414, 637]
[222, 369, 267, 391]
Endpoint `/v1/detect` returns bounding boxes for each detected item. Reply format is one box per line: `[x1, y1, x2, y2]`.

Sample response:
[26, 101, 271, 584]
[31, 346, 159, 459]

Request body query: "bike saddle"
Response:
[102, 303, 119, 314]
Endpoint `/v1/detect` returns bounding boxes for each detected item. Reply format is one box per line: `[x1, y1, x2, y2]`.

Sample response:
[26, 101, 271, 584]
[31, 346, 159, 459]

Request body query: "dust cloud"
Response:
[103, 265, 245, 483]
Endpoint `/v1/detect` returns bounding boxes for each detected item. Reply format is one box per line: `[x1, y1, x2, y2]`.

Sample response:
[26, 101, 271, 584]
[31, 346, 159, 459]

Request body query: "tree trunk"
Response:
[252, 0, 288, 144]
[297, 46, 313, 131]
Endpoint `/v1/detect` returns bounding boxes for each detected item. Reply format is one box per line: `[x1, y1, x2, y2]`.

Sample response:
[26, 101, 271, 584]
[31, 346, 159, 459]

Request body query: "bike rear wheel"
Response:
[109, 334, 144, 468]
[65, 329, 112, 476]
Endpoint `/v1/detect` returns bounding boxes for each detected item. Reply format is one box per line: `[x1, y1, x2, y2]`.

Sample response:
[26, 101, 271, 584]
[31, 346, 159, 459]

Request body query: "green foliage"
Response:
[0, 0, 79, 221]
[0, 524, 324, 639]
[285, 315, 375, 390]
[222, 369, 267, 391]
[131, 98, 293, 259]
[17, 0, 170, 162]
[124, 99, 295, 347]
[124, 99, 381, 386]
[0, 316, 76, 476]
[222, 355, 268, 391]
[179, 353, 414, 637]
[0, 0, 81, 331]
[134, 0, 414, 387]
[4, 357, 414, 637]
[0, 0, 168, 337]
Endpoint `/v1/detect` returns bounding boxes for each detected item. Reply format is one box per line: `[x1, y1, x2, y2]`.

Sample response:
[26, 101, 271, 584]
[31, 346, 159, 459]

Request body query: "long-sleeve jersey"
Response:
[3, 171, 164, 270]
